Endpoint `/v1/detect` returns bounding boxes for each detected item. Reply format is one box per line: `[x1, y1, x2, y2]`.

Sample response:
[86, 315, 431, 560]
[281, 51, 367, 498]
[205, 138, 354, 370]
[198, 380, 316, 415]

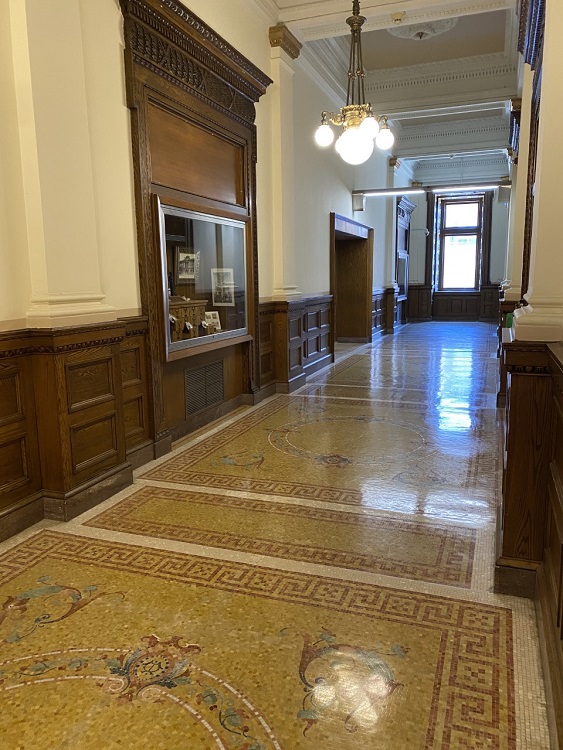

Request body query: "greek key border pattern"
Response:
[0, 531, 516, 748]
[86, 487, 476, 587]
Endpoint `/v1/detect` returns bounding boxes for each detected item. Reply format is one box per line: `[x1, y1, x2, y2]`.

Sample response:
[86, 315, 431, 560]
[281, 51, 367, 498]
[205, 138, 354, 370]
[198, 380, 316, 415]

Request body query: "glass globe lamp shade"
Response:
[375, 126, 394, 151]
[335, 127, 374, 165]
[359, 115, 380, 139]
[314, 123, 334, 147]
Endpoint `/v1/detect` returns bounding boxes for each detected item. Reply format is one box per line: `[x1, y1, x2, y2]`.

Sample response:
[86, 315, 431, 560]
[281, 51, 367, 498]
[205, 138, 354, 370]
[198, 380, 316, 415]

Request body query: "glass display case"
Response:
[158, 201, 248, 356]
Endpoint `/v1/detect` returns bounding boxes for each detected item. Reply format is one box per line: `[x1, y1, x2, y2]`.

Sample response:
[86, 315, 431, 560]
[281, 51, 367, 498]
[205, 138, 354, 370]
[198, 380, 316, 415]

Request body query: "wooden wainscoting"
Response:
[406, 284, 432, 321]
[479, 284, 500, 321]
[258, 296, 333, 393]
[372, 289, 386, 337]
[432, 291, 481, 320]
[497, 338, 563, 746]
[383, 287, 398, 334]
[0, 317, 153, 535]
[538, 344, 563, 745]
[0, 332, 42, 541]
[120, 318, 153, 468]
[496, 339, 552, 594]
[31, 323, 132, 521]
[163, 342, 249, 442]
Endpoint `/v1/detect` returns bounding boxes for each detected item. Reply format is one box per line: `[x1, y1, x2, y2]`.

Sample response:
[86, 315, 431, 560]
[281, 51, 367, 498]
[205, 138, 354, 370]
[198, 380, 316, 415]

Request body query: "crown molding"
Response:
[387, 101, 510, 121]
[250, 0, 280, 24]
[366, 52, 516, 93]
[398, 115, 508, 141]
[415, 155, 509, 170]
[278, 0, 516, 41]
[298, 39, 347, 105]
[410, 153, 510, 181]
[394, 112, 510, 158]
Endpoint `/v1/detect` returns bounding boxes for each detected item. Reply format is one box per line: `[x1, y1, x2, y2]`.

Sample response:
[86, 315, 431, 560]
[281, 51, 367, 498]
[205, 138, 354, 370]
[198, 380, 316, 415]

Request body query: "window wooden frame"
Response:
[435, 195, 487, 292]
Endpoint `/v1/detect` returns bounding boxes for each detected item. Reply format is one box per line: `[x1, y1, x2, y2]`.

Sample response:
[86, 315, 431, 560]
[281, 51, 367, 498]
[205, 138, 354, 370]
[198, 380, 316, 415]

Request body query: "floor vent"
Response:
[185, 361, 224, 416]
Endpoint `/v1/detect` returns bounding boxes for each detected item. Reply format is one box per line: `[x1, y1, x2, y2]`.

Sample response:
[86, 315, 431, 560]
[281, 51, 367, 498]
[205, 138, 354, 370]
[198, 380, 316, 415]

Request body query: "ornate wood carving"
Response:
[518, 0, 530, 55]
[121, 0, 270, 125]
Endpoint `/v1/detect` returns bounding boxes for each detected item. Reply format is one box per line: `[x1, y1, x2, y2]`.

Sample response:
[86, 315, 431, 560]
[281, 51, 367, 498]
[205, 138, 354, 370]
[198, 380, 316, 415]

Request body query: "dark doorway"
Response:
[330, 213, 374, 343]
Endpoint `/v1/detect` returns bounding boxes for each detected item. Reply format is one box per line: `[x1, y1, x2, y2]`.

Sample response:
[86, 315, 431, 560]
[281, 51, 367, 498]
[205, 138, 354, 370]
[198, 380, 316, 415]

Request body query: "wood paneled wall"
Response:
[0, 334, 42, 540]
[406, 285, 432, 321]
[258, 296, 333, 393]
[432, 292, 481, 320]
[479, 284, 501, 321]
[497, 338, 563, 746]
[0, 318, 151, 537]
[372, 289, 386, 335]
[540, 343, 563, 745]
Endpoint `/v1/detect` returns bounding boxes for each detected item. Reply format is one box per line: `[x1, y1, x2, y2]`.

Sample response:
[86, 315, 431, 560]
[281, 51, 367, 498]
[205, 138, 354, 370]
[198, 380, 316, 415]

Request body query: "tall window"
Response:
[435, 196, 485, 291]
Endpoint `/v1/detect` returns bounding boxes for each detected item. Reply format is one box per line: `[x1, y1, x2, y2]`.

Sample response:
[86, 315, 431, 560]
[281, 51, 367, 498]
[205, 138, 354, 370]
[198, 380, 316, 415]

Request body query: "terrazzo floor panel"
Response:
[0, 322, 553, 749]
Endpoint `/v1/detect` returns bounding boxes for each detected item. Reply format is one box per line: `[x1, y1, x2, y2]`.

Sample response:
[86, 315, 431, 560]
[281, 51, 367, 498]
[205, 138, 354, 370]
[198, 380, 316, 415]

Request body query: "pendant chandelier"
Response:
[314, 0, 394, 165]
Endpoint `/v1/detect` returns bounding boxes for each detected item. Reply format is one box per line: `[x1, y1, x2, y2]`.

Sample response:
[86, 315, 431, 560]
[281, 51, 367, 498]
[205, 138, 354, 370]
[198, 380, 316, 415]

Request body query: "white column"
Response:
[270, 45, 300, 300]
[22, 0, 115, 326]
[513, 0, 563, 342]
[504, 64, 533, 303]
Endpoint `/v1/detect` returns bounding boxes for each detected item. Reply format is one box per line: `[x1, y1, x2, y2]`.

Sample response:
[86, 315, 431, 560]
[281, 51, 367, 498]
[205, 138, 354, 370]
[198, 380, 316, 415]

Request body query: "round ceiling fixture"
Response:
[387, 17, 458, 41]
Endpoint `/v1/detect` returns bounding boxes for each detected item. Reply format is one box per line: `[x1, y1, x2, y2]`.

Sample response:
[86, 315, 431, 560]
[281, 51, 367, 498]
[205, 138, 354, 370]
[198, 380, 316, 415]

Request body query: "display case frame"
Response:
[157, 199, 249, 359]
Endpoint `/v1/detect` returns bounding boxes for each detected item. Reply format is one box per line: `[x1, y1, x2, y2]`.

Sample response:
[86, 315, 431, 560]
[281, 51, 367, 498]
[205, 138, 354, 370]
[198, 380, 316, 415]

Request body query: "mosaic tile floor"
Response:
[0, 322, 553, 749]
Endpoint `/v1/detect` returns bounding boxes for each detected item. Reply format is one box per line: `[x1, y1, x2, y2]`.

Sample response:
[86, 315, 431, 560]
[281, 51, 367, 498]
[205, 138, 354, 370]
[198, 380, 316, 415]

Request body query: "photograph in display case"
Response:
[211, 268, 235, 306]
[205, 311, 222, 330]
[176, 250, 196, 281]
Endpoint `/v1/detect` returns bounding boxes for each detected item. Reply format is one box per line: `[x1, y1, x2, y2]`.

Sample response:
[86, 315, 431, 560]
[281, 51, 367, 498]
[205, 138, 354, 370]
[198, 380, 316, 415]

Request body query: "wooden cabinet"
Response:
[169, 299, 208, 340]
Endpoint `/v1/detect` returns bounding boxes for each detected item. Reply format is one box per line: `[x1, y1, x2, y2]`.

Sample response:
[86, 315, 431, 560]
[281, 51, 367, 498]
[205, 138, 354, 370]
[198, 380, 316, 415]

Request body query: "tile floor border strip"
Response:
[0, 529, 512, 632]
[84, 485, 476, 587]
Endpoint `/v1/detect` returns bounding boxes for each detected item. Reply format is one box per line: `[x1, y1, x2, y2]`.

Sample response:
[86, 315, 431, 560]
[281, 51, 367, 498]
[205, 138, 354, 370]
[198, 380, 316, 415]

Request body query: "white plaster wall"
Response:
[78, 0, 140, 314]
[292, 62, 389, 295]
[0, 0, 32, 326]
[25, 0, 102, 297]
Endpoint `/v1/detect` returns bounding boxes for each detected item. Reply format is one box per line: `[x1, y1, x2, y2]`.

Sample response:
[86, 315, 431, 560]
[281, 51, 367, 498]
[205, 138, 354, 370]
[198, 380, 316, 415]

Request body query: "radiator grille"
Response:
[185, 361, 224, 417]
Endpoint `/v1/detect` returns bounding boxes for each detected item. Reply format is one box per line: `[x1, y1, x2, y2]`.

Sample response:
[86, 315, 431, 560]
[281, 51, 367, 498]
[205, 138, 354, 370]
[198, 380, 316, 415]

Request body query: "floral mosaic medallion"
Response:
[0, 532, 515, 749]
[282, 628, 407, 736]
[0, 576, 124, 644]
[266, 413, 428, 467]
[0, 634, 280, 750]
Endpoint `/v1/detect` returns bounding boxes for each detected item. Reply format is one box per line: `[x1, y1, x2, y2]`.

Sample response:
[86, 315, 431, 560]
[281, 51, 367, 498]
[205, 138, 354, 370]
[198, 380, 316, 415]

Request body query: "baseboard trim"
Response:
[0, 494, 44, 542]
[249, 383, 277, 404]
[127, 440, 155, 470]
[494, 559, 538, 597]
[43, 463, 133, 521]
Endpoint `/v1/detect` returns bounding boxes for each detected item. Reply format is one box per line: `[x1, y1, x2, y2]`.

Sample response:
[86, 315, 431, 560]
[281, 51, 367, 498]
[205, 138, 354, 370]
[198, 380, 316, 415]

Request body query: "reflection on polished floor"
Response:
[0, 322, 552, 748]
